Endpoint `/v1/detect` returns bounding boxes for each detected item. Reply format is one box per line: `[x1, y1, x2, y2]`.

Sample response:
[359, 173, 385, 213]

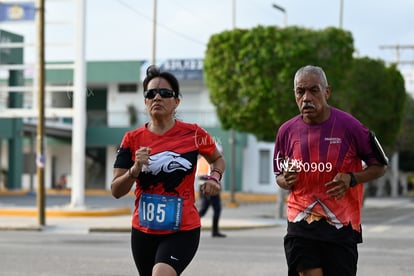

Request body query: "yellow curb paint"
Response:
[0, 207, 131, 217]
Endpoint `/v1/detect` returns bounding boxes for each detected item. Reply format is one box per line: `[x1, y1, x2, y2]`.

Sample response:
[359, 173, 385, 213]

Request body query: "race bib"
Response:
[138, 193, 183, 231]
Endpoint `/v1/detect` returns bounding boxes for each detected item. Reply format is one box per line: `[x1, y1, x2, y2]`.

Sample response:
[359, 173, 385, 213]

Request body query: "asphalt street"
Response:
[0, 195, 414, 275]
[1, 221, 413, 276]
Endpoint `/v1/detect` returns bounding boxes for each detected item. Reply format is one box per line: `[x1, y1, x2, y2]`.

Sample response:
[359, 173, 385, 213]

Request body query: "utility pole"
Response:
[379, 44, 414, 197]
[379, 44, 414, 65]
[227, 0, 238, 207]
[151, 0, 157, 65]
[70, 0, 87, 208]
[339, 0, 344, 29]
[272, 3, 287, 27]
[232, 0, 236, 29]
[272, 2, 288, 218]
[36, 0, 46, 226]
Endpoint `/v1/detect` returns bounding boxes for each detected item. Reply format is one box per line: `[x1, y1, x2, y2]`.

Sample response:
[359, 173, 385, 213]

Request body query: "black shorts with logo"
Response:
[131, 227, 200, 276]
[284, 220, 359, 276]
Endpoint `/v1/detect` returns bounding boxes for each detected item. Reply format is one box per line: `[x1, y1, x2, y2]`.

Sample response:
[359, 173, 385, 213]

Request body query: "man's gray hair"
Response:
[294, 65, 329, 88]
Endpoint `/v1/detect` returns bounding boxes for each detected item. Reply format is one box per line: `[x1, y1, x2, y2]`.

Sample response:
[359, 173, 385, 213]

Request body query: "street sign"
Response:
[0, 2, 35, 22]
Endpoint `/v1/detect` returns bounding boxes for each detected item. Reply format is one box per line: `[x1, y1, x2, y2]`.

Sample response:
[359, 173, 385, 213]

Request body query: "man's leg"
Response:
[210, 195, 226, 237]
[198, 193, 210, 217]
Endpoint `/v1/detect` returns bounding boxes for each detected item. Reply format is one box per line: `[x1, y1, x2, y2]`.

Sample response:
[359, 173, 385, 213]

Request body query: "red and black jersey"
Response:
[114, 120, 216, 234]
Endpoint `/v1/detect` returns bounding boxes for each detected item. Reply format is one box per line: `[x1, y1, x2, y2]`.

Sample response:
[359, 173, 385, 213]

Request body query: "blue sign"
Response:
[0, 3, 36, 22]
[160, 59, 204, 81]
[140, 59, 204, 82]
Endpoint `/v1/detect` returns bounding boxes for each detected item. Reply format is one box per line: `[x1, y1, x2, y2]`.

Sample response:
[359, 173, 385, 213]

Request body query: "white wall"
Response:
[2, 74, 278, 194]
[242, 135, 278, 194]
[21, 143, 71, 190]
[105, 81, 219, 128]
[105, 145, 117, 190]
[48, 145, 72, 188]
[107, 82, 144, 127]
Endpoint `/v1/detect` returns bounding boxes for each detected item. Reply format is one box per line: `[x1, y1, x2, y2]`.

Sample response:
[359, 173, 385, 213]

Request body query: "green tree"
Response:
[397, 95, 414, 151]
[397, 95, 414, 172]
[344, 58, 406, 150]
[204, 26, 406, 149]
[204, 26, 354, 141]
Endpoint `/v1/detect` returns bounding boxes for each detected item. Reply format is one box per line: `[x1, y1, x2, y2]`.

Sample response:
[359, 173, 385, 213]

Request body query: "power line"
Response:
[114, 0, 205, 46]
[168, 0, 218, 28]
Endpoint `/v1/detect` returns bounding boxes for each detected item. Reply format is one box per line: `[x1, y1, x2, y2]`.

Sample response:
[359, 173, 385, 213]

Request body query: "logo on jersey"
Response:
[148, 151, 192, 174]
[139, 150, 197, 194]
[324, 137, 342, 144]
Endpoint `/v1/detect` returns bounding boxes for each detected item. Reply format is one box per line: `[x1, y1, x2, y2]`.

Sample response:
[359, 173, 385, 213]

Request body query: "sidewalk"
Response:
[1, 190, 412, 233]
[0, 190, 283, 232]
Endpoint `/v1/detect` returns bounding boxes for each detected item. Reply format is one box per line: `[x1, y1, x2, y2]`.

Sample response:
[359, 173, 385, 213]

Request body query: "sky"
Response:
[1, 0, 414, 91]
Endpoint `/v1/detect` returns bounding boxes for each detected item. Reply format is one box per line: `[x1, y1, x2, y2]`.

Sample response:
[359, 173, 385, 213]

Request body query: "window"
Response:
[23, 153, 36, 174]
[118, 83, 138, 93]
[259, 149, 271, 185]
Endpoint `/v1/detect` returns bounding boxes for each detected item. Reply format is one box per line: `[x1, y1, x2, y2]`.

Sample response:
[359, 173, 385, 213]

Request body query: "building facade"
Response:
[1, 57, 277, 194]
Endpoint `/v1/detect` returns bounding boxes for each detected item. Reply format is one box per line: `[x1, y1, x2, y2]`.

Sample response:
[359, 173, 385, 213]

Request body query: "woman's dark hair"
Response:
[142, 65, 180, 98]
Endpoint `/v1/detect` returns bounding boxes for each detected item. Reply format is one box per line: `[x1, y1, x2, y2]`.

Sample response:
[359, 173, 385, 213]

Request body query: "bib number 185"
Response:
[141, 201, 166, 223]
[139, 193, 183, 231]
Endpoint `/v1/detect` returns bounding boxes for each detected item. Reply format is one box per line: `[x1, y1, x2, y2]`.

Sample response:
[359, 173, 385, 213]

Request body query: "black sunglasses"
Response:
[144, 88, 176, 99]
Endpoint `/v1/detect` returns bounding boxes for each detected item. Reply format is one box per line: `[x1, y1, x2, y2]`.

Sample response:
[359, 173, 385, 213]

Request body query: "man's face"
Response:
[294, 73, 331, 124]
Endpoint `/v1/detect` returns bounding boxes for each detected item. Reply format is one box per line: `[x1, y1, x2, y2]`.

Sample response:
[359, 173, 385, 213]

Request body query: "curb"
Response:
[0, 207, 131, 217]
[0, 226, 42, 231]
[88, 224, 281, 233]
[0, 189, 279, 203]
[0, 220, 282, 233]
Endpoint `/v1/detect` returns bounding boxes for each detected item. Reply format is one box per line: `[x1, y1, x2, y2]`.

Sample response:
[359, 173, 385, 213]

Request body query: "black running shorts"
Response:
[131, 227, 200, 276]
[284, 236, 358, 276]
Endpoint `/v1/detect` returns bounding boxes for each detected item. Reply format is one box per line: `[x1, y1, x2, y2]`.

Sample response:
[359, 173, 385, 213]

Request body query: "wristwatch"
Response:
[348, 172, 357, 187]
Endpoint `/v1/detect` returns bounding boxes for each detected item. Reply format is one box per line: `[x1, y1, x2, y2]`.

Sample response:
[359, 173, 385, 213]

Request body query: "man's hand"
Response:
[278, 170, 298, 190]
[325, 173, 352, 200]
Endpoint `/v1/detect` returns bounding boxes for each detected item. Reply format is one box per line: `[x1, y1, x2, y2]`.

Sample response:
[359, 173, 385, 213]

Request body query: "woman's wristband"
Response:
[210, 168, 223, 181]
[128, 168, 139, 179]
